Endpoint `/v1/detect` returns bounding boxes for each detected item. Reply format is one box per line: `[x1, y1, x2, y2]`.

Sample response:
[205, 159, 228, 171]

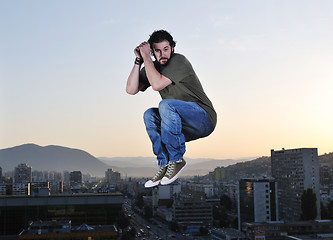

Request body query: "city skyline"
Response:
[1, 146, 333, 238]
[1, 1, 332, 160]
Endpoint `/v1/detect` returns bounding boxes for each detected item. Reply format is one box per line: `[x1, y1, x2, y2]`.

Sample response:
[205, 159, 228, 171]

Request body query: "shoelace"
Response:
[165, 162, 175, 177]
[152, 166, 166, 180]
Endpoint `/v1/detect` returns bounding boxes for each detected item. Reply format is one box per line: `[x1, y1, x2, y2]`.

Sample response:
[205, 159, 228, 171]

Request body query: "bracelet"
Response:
[134, 57, 143, 65]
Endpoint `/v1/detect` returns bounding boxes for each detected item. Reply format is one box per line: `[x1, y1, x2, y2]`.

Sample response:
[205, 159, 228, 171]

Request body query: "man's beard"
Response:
[155, 52, 173, 66]
[158, 57, 169, 65]
[154, 51, 174, 66]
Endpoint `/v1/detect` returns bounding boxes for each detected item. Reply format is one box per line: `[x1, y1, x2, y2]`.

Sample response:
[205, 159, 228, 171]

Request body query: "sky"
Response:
[0, 0, 332, 160]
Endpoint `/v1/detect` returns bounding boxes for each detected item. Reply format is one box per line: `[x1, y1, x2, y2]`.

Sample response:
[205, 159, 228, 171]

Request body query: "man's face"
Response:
[152, 40, 174, 65]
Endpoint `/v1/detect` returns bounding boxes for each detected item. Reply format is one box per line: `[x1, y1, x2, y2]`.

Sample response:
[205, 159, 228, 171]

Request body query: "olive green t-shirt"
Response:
[139, 53, 217, 128]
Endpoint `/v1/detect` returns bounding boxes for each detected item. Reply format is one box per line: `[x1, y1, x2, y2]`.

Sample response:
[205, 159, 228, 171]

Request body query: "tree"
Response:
[213, 205, 230, 227]
[220, 194, 233, 209]
[327, 200, 333, 219]
[301, 188, 317, 220]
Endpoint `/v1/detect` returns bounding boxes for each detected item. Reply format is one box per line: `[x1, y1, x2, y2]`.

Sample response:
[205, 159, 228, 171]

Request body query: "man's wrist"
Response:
[134, 57, 143, 65]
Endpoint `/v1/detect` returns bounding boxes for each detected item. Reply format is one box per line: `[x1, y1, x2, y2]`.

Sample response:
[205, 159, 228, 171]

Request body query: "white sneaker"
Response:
[144, 165, 167, 188]
[160, 159, 186, 185]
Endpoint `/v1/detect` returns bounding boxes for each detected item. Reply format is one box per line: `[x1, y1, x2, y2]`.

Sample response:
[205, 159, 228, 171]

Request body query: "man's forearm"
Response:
[126, 63, 141, 95]
[143, 56, 172, 91]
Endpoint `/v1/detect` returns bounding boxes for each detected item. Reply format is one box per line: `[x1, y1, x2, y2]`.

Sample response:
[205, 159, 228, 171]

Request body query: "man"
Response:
[126, 30, 217, 188]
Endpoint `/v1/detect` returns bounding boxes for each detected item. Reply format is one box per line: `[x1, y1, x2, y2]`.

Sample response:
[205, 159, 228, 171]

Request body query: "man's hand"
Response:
[138, 42, 151, 60]
[134, 46, 142, 59]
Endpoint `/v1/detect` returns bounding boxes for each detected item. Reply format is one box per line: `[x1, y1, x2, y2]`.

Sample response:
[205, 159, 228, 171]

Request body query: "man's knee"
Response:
[143, 108, 159, 125]
[158, 99, 177, 115]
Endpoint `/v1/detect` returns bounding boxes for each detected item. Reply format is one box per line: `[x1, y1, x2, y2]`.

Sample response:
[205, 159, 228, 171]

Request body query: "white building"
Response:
[271, 148, 320, 222]
[158, 183, 181, 199]
[238, 178, 279, 230]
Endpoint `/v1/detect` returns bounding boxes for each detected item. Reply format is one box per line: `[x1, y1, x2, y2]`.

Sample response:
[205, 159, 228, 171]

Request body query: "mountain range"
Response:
[0, 144, 110, 177]
[0, 144, 249, 177]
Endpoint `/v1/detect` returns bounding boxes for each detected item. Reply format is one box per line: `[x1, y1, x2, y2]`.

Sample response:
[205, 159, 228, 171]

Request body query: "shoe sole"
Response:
[144, 180, 161, 188]
[160, 162, 186, 185]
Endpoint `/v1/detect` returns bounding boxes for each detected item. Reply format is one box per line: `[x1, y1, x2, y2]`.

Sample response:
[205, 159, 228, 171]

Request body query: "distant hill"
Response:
[221, 156, 272, 182]
[319, 152, 333, 165]
[217, 152, 333, 182]
[2, 144, 330, 179]
[0, 144, 112, 176]
[0, 144, 248, 178]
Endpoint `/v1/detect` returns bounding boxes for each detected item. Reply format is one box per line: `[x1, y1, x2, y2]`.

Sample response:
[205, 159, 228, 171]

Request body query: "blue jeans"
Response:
[143, 99, 215, 167]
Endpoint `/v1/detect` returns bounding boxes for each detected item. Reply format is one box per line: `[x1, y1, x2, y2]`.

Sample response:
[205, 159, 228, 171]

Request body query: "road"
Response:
[123, 198, 210, 240]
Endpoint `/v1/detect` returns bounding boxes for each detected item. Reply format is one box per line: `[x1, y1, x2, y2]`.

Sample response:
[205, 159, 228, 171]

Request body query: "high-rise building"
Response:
[224, 183, 238, 208]
[70, 171, 82, 188]
[237, 178, 278, 230]
[214, 167, 226, 181]
[319, 163, 333, 206]
[105, 169, 121, 183]
[63, 171, 71, 190]
[271, 148, 320, 222]
[173, 191, 213, 226]
[14, 163, 32, 183]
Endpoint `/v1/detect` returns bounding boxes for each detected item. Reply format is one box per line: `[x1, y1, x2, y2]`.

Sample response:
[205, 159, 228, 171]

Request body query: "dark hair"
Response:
[148, 30, 176, 49]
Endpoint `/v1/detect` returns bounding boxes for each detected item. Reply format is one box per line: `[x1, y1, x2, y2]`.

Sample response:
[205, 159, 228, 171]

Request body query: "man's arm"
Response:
[139, 42, 172, 91]
[126, 61, 142, 95]
[126, 46, 144, 95]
